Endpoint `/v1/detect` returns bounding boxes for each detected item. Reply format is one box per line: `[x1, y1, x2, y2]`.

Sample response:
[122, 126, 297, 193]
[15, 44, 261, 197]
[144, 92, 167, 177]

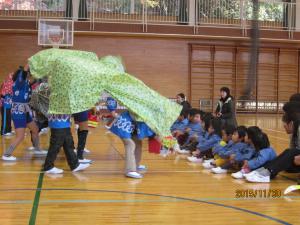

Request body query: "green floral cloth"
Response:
[28, 49, 181, 137]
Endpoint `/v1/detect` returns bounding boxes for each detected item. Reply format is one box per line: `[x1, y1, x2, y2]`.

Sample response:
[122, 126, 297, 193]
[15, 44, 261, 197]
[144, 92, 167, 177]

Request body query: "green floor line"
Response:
[28, 172, 44, 225]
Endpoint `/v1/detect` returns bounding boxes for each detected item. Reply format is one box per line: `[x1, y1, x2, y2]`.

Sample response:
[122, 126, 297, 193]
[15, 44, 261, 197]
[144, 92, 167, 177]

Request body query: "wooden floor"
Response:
[0, 114, 299, 225]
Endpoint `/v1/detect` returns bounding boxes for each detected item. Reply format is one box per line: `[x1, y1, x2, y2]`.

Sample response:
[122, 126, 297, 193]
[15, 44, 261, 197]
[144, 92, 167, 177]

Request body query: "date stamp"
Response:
[235, 189, 282, 199]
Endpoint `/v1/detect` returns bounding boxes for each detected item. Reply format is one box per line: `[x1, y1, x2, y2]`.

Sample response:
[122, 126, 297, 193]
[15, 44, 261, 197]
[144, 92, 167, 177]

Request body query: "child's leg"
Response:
[1, 107, 5, 134]
[199, 149, 213, 159]
[62, 128, 79, 170]
[6, 108, 12, 133]
[27, 120, 40, 151]
[3, 127, 26, 156]
[77, 121, 89, 160]
[132, 136, 142, 168]
[43, 129, 65, 171]
[122, 138, 137, 173]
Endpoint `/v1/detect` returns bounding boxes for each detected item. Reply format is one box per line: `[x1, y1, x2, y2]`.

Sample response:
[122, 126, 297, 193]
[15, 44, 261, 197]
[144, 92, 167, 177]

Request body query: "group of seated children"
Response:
[171, 108, 277, 182]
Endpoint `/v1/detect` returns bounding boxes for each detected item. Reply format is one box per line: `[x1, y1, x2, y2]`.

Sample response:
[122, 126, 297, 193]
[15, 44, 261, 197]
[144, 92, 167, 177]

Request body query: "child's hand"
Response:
[192, 149, 200, 156]
[229, 154, 235, 162]
[185, 128, 191, 133]
[242, 160, 249, 169]
[294, 155, 300, 166]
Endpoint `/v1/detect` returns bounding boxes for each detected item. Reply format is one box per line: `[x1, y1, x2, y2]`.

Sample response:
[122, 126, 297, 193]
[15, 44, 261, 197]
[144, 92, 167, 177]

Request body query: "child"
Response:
[245, 101, 300, 183]
[211, 126, 255, 174]
[0, 73, 13, 136]
[174, 109, 204, 151]
[104, 96, 118, 128]
[202, 124, 235, 169]
[187, 117, 222, 163]
[110, 110, 153, 179]
[73, 110, 92, 163]
[43, 113, 90, 174]
[2, 67, 46, 161]
[170, 113, 188, 134]
[232, 126, 277, 180]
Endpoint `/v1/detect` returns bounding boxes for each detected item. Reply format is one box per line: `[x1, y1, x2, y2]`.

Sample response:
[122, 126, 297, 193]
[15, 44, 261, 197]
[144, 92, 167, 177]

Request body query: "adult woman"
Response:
[176, 93, 191, 118]
[215, 87, 237, 128]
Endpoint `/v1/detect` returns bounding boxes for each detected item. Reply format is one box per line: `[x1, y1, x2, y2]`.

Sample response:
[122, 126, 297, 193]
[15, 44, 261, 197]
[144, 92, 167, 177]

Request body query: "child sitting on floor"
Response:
[202, 124, 235, 169]
[231, 126, 277, 179]
[187, 117, 222, 163]
[211, 126, 255, 174]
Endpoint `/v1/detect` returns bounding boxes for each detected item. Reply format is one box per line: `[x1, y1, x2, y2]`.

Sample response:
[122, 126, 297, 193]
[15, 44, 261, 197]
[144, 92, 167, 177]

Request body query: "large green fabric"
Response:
[28, 48, 181, 137]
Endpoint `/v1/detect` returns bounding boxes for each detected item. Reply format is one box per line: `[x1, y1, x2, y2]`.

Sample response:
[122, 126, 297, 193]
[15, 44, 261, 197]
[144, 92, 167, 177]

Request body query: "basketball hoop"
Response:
[47, 29, 64, 48]
[38, 19, 73, 48]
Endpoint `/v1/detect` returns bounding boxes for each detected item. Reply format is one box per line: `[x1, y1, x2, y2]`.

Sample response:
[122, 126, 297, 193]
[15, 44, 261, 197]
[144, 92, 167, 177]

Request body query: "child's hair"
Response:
[289, 93, 300, 102]
[177, 93, 186, 100]
[222, 124, 236, 136]
[188, 108, 202, 119]
[202, 113, 214, 131]
[209, 117, 222, 137]
[246, 126, 270, 151]
[282, 101, 300, 145]
[234, 125, 247, 141]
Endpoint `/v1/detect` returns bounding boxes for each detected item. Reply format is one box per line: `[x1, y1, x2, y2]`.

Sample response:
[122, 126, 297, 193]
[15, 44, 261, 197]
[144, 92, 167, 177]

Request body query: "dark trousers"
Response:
[1, 107, 12, 134]
[77, 130, 88, 159]
[43, 128, 79, 171]
[199, 148, 214, 159]
[264, 148, 300, 179]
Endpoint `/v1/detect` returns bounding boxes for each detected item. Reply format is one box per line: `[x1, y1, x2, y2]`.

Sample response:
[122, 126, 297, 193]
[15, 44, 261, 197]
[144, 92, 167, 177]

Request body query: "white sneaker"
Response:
[39, 128, 49, 135]
[187, 156, 203, 163]
[84, 148, 90, 154]
[33, 150, 48, 155]
[243, 170, 259, 178]
[137, 165, 147, 171]
[211, 167, 227, 174]
[27, 146, 35, 151]
[72, 163, 90, 172]
[126, 171, 143, 179]
[78, 158, 92, 164]
[45, 167, 64, 174]
[231, 171, 245, 179]
[176, 149, 190, 154]
[3, 132, 13, 136]
[2, 155, 16, 161]
[173, 143, 180, 152]
[203, 159, 215, 164]
[202, 162, 214, 169]
[246, 173, 270, 183]
[74, 148, 91, 154]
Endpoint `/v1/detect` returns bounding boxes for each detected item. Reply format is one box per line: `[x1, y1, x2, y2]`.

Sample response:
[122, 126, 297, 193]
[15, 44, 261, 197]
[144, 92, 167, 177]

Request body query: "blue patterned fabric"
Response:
[48, 114, 71, 129]
[3, 95, 12, 109]
[106, 97, 118, 112]
[136, 122, 154, 140]
[110, 111, 135, 139]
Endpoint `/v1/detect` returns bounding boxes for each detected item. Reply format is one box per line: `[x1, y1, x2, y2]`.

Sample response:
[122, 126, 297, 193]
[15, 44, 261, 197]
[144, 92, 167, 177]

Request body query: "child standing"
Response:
[43, 114, 90, 174]
[0, 73, 13, 136]
[73, 110, 92, 163]
[110, 110, 153, 179]
[2, 67, 46, 161]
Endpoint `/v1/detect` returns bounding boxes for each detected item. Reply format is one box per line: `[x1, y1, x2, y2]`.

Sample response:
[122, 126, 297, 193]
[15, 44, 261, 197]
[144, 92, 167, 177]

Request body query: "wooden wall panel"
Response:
[0, 33, 189, 98]
[191, 45, 300, 113]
